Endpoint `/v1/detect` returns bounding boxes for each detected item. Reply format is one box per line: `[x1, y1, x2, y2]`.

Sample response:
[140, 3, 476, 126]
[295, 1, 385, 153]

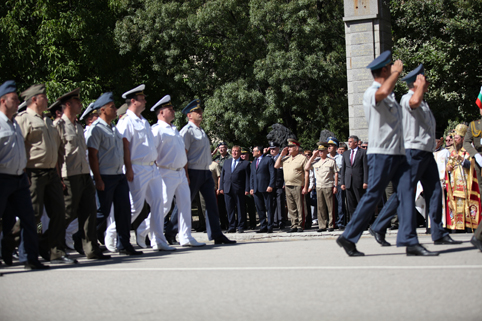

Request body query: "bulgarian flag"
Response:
[477, 86, 482, 109]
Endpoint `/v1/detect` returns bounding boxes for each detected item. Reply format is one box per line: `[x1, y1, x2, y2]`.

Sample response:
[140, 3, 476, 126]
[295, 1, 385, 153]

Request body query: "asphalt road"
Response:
[1, 231, 481, 321]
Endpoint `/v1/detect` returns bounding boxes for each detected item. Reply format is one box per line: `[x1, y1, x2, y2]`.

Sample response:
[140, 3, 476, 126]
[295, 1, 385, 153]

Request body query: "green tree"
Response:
[0, 0, 130, 107]
[391, 0, 482, 133]
[114, 0, 348, 148]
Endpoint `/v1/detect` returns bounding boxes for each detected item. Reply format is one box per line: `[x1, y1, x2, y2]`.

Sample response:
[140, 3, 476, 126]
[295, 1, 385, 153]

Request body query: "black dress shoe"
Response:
[267, 228, 273, 234]
[50, 256, 79, 264]
[336, 235, 365, 256]
[434, 235, 463, 245]
[327, 228, 334, 232]
[1, 237, 15, 266]
[279, 224, 285, 230]
[214, 235, 236, 244]
[73, 234, 85, 255]
[39, 247, 50, 262]
[369, 228, 391, 247]
[24, 260, 50, 270]
[470, 236, 482, 252]
[256, 228, 268, 233]
[297, 228, 304, 232]
[286, 228, 297, 233]
[338, 226, 345, 231]
[237, 229, 244, 233]
[119, 248, 143, 256]
[226, 229, 236, 234]
[166, 235, 180, 245]
[87, 252, 111, 260]
[389, 225, 399, 230]
[406, 244, 439, 256]
[317, 228, 326, 233]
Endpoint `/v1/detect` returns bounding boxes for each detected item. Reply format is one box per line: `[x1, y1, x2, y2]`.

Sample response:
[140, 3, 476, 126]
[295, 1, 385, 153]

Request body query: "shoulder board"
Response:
[16, 111, 27, 117]
[119, 114, 128, 120]
[471, 121, 482, 138]
[151, 123, 158, 128]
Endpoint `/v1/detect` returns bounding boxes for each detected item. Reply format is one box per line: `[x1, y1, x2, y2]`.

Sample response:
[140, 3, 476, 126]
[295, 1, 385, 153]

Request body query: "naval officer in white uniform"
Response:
[151, 95, 205, 247]
[116, 85, 174, 251]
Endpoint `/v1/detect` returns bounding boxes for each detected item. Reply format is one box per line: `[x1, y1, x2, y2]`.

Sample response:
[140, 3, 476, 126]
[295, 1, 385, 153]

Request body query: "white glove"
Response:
[475, 154, 482, 168]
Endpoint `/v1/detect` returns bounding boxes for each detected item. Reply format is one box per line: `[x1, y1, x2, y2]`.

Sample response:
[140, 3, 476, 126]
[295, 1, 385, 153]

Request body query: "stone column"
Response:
[344, 0, 392, 141]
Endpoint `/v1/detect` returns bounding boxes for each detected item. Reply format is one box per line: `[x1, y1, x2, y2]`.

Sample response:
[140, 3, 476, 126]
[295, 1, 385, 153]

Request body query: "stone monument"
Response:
[343, 0, 392, 141]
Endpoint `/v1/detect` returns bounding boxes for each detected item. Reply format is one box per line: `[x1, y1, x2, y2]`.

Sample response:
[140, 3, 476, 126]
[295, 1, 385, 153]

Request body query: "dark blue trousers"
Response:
[187, 169, 223, 240]
[273, 188, 286, 226]
[96, 174, 132, 250]
[0, 173, 39, 262]
[253, 191, 274, 230]
[225, 190, 246, 231]
[342, 154, 418, 247]
[335, 185, 346, 228]
[371, 149, 447, 241]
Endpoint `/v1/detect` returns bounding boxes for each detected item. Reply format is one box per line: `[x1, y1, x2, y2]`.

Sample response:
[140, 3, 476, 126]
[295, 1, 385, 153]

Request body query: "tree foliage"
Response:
[0, 0, 129, 104]
[1, 0, 480, 148]
[391, 0, 482, 133]
[114, 0, 348, 148]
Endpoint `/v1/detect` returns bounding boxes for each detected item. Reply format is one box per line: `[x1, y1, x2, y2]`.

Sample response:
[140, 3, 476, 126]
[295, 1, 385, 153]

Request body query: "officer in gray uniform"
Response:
[337, 51, 436, 257]
[369, 64, 461, 247]
[0, 80, 48, 270]
[180, 99, 235, 244]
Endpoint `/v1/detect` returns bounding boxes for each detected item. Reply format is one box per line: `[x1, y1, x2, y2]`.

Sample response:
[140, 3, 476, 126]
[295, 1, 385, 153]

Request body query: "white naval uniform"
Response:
[116, 109, 168, 248]
[152, 120, 196, 245]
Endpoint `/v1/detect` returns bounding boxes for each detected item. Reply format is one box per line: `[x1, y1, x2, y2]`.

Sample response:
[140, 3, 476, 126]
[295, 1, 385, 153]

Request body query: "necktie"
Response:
[350, 150, 354, 165]
[256, 157, 260, 169]
[231, 159, 236, 172]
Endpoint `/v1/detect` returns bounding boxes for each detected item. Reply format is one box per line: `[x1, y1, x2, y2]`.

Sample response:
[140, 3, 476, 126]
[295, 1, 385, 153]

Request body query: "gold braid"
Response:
[471, 121, 482, 137]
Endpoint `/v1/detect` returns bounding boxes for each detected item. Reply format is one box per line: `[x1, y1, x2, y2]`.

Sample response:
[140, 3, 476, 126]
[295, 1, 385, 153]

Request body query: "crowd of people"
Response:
[1, 50, 482, 271]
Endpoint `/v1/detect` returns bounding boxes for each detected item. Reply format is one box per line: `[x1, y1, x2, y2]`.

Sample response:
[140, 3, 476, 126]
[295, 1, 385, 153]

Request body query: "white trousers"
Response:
[158, 167, 194, 245]
[128, 164, 166, 247]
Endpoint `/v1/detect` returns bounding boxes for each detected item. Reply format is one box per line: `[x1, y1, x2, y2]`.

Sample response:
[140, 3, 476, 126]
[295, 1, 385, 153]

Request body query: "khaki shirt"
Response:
[464, 119, 482, 158]
[56, 114, 90, 177]
[281, 154, 307, 186]
[209, 161, 222, 190]
[16, 108, 60, 169]
[312, 157, 338, 188]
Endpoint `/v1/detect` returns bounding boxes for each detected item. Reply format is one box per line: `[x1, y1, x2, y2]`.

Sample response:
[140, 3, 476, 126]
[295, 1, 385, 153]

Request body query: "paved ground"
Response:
[1, 229, 481, 321]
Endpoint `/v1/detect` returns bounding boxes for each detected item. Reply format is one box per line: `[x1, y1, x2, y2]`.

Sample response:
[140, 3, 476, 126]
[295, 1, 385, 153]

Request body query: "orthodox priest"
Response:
[445, 124, 481, 232]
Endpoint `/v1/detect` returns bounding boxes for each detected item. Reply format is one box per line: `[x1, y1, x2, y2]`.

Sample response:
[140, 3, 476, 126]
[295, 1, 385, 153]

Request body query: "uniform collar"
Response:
[157, 119, 176, 130]
[126, 109, 144, 121]
[61, 113, 74, 126]
[26, 107, 43, 118]
[188, 121, 200, 129]
[0, 110, 10, 123]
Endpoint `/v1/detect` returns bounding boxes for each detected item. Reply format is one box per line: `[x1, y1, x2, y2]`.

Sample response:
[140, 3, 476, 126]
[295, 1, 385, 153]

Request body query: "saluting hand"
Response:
[392, 59, 403, 74]
[281, 147, 289, 157]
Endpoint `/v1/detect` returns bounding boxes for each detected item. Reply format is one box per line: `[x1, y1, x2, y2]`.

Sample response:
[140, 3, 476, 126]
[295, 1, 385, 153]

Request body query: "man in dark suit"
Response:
[340, 135, 368, 223]
[219, 145, 251, 233]
[250, 145, 276, 233]
[266, 142, 286, 229]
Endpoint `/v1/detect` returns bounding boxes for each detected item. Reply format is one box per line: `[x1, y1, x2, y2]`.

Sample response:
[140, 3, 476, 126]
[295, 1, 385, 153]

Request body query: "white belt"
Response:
[158, 165, 183, 171]
[132, 161, 155, 166]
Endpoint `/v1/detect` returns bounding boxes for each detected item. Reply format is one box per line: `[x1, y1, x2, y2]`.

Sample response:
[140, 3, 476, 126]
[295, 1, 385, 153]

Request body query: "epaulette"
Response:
[470, 120, 482, 138]
[151, 123, 158, 129]
[16, 110, 27, 117]
[119, 113, 128, 120]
